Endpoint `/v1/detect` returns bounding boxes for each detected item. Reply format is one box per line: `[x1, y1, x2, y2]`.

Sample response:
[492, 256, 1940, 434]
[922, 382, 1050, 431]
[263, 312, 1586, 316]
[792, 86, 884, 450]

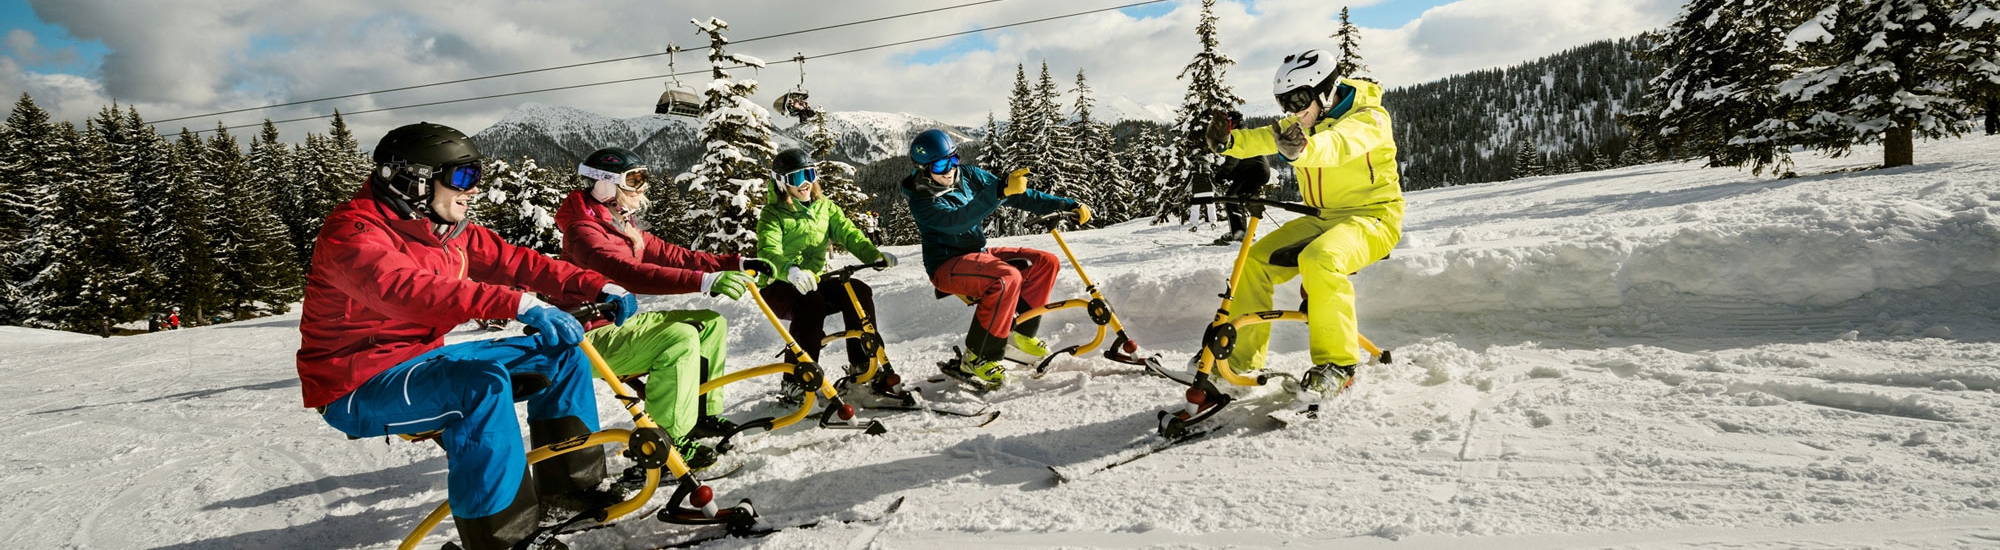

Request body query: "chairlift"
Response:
[655, 44, 702, 117]
[771, 53, 818, 124]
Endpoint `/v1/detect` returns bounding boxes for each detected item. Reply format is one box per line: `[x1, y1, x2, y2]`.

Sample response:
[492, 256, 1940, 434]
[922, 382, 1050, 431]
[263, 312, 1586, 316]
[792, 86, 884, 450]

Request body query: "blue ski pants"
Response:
[320, 336, 599, 518]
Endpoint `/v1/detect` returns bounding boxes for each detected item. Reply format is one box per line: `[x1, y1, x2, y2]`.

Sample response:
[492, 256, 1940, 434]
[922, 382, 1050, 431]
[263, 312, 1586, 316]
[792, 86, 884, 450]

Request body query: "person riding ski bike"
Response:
[296, 122, 638, 550]
[899, 129, 1091, 390]
[754, 148, 904, 405]
[1203, 49, 1403, 398]
[1209, 111, 1273, 246]
[553, 146, 763, 471]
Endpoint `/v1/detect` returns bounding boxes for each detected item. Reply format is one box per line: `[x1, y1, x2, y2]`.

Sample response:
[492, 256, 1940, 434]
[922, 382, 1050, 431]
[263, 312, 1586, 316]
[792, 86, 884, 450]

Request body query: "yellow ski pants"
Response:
[1226, 214, 1397, 371]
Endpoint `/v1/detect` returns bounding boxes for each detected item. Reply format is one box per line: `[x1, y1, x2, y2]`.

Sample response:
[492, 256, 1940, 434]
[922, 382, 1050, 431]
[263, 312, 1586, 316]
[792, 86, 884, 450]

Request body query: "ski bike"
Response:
[398, 303, 758, 550]
[803, 260, 914, 409]
[673, 266, 889, 456]
[932, 211, 1163, 391]
[1154, 195, 1391, 439]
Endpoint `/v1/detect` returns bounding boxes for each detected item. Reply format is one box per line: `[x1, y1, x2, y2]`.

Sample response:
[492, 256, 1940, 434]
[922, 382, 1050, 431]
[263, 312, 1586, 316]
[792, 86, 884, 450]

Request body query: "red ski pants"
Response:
[931, 247, 1059, 339]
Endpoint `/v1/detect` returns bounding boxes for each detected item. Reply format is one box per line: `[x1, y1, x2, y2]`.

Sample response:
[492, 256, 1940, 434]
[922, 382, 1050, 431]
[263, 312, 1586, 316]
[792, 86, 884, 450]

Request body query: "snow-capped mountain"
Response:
[472, 102, 974, 174]
[1096, 94, 1176, 124]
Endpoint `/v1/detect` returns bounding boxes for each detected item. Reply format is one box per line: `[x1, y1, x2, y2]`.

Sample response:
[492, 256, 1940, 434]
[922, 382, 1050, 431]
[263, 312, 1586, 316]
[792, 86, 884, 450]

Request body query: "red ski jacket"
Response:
[553, 190, 740, 298]
[295, 185, 610, 408]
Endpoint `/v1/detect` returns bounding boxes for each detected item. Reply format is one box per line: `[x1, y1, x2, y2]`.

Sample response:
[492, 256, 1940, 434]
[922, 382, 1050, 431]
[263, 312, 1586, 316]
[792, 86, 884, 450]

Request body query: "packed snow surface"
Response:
[4, 136, 1999, 549]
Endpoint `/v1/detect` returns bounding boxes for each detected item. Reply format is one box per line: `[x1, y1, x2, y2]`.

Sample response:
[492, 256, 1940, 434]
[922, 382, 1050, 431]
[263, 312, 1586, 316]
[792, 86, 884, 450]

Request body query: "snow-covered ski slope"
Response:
[4, 135, 1999, 549]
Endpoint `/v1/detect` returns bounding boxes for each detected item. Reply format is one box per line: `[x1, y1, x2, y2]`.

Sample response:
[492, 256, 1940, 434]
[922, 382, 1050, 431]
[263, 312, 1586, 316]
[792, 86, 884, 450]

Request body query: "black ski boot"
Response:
[686, 415, 741, 440]
[451, 466, 545, 550]
[1210, 228, 1247, 246]
[528, 417, 611, 527]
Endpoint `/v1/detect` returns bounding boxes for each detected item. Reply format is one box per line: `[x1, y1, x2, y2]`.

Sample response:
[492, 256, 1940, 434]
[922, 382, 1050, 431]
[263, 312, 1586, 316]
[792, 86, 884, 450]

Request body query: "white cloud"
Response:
[7, 0, 1683, 145]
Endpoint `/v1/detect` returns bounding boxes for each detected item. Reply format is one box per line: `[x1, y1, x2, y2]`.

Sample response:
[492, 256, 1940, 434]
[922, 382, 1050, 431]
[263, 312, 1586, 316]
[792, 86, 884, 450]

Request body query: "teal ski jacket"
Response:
[898, 165, 1076, 275]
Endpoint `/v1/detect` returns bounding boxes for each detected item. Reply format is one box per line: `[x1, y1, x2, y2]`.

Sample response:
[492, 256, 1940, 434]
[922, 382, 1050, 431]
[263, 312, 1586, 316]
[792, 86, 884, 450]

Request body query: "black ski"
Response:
[1047, 420, 1227, 483]
[643, 496, 907, 549]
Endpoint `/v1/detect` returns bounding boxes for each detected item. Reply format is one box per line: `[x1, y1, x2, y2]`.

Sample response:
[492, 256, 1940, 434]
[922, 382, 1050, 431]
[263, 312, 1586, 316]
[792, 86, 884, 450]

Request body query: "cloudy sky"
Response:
[1, 0, 1684, 145]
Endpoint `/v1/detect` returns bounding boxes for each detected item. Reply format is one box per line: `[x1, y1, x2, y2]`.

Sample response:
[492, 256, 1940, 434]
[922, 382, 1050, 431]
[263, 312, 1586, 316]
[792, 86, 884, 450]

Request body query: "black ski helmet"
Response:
[581, 147, 644, 175]
[372, 122, 484, 201]
[771, 148, 814, 177]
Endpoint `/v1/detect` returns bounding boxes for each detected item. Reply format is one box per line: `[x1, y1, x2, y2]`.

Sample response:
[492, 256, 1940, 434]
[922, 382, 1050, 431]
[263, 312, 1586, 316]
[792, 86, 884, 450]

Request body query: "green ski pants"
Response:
[584, 310, 728, 439]
[1226, 214, 1397, 371]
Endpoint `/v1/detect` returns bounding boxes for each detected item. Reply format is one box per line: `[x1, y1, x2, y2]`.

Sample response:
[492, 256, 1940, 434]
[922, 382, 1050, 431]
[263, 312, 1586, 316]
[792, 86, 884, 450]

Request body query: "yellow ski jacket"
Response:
[1221, 78, 1403, 235]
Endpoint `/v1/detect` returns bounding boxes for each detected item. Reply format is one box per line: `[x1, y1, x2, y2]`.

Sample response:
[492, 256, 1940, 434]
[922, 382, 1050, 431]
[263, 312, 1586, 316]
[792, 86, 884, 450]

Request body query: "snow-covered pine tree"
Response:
[1559, 154, 1582, 174]
[205, 124, 296, 319]
[163, 128, 220, 324]
[16, 121, 84, 330]
[323, 111, 370, 201]
[1157, 0, 1245, 224]
[809, 112, 876, 245]
[287, 132, 331, 266]
[246, 120, 303, 307]
[1636, 0, 1809, 176]
[0, 93, 58, 324]
[671, 17, 776, 254]
[38, 116, 150, 334]
[471, 157, 566, 254]
[1781, 0, 1964, 168]
[1947, 0, 2000, 134]
[1334, 6, 1374, 82]
[1068, 69, 1115, 227]
[1036, 62, 1087, 223]
[1513, 140, 1544, 178]
[995, 63, 1043, 237]
[121, 107, 176, 316]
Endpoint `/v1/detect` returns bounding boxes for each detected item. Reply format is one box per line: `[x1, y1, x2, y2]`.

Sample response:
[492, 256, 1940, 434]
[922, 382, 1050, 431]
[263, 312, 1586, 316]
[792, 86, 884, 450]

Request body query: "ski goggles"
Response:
[779, 167, 817, 188]
[925, 154, 960, 175]
[579, 165, 650, 192]
[615, 168, 649, 192]
[436, 161, 484, 192]
[1277, 87, 1320, 114]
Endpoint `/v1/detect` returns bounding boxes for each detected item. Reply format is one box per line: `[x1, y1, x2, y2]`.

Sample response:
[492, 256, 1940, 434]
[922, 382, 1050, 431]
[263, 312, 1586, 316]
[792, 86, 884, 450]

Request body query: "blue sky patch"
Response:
[900, 30, 996, 66]
[1, 1, 105, 74]
[1347, 0, 1451, 29]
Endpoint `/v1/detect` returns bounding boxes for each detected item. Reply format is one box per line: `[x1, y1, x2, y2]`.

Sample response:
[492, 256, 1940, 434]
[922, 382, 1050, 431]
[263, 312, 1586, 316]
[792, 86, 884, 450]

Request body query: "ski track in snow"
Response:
[5, 136, 2000, 549]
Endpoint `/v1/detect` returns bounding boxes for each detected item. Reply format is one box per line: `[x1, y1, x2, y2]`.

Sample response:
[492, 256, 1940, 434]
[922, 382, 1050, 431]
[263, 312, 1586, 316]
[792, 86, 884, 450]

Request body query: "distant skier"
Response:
[1203, 49, 1403, 397]
[166, 308, 180, 330]
[553, 146, 758, 471]
[900, 129, 1092, 390]
[295, 122, 637, 550]
[1208, 112, 1273, 246]
[754, 148, 904, 406]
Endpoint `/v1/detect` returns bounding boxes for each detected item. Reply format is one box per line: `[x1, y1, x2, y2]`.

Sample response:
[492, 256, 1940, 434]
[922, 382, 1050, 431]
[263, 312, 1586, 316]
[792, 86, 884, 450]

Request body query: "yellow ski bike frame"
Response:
[1156, 196, 1391, 438]
[397, 303, 761, 549]
[935, 212, 1162, 385]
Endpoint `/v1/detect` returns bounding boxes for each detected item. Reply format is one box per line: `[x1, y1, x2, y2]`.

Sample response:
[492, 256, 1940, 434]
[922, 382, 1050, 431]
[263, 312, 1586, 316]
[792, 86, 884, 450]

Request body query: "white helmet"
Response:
[1273, 49, 1339, 113]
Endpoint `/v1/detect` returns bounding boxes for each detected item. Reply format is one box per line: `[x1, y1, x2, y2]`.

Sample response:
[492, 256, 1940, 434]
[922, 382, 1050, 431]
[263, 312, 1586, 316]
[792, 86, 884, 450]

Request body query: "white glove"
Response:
[786, 266, 819, 294]
[877, 251, 898, 270]
[517, 294, 551, 316]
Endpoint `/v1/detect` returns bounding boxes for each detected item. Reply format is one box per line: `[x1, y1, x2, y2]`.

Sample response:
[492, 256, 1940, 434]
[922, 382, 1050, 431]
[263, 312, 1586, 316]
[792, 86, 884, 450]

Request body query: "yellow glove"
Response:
[1003, 168, 1031, 197]
[1073, 202, 1093, 225]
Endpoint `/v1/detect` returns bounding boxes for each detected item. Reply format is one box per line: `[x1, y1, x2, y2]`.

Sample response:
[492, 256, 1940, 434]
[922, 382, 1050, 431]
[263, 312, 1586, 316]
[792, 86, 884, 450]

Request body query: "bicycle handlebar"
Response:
[1189, 195, 1321, 216]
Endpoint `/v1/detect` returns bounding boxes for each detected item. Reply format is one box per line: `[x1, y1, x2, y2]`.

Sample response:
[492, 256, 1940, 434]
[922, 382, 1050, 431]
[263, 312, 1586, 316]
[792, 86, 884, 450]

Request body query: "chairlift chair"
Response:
[772, 53, 818, 124]
[655, 44, 703, 117]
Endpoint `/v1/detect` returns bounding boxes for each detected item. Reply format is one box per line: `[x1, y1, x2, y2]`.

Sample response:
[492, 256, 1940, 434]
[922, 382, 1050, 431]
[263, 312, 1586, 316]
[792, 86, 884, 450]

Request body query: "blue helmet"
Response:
[909, 129, 956, 166]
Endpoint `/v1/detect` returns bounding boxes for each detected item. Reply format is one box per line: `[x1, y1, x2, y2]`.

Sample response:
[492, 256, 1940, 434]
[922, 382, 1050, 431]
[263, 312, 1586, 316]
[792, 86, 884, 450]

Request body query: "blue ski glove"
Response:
[597, 283, 637, 326]
[517, 295, 585, 349]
